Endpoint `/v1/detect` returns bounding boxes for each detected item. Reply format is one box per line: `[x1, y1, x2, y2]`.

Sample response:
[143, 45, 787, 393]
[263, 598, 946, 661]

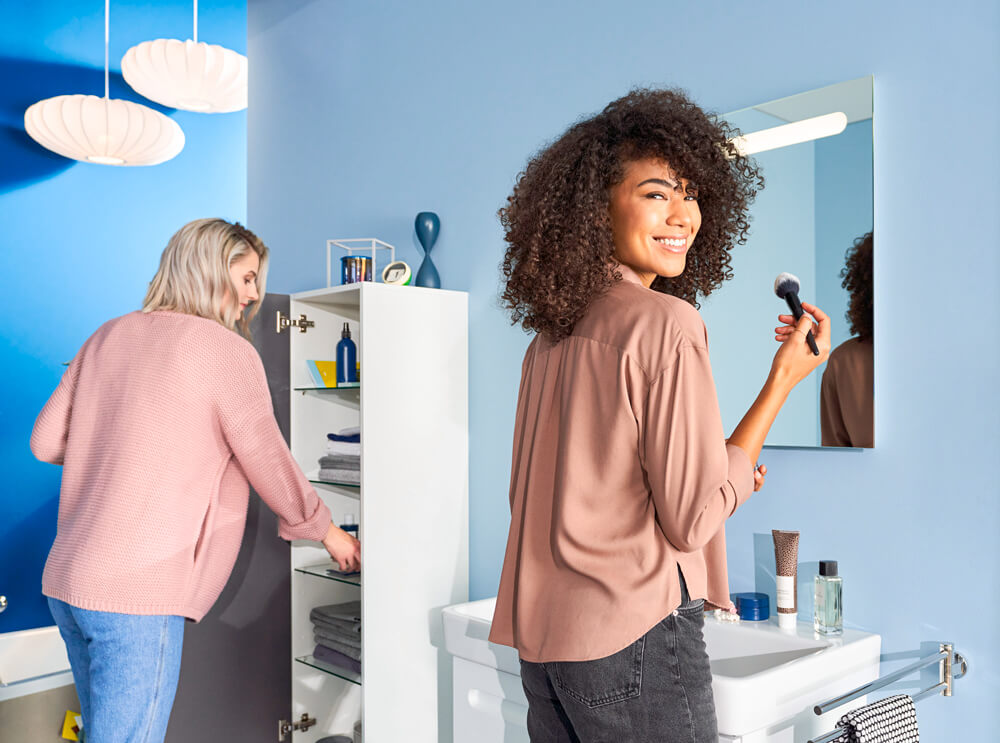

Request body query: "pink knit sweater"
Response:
[30, 310, 332, 621]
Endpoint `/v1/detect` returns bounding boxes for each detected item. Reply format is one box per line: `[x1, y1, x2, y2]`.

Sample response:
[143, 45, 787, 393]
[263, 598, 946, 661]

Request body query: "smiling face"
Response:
[224, 249, 260, 315]
[608, 158, 702, 287]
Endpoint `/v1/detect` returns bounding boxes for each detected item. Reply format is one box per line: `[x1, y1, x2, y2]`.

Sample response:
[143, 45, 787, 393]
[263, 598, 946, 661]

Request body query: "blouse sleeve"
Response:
[30, 353, 83, 465]
[637, 344, 754, 553]
[217, 343, 332, 542]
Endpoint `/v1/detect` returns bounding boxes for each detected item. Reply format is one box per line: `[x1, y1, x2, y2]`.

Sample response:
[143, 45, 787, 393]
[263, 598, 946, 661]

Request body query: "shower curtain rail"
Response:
[808, 642, 968, 743]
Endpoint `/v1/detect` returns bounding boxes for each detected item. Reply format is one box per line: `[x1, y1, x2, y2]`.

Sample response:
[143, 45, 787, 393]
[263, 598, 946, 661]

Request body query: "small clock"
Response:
[381, 260, 412, 286]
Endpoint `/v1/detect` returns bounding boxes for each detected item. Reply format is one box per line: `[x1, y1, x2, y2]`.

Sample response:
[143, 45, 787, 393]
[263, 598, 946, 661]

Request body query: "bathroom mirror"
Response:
[699, 76, 874, 448]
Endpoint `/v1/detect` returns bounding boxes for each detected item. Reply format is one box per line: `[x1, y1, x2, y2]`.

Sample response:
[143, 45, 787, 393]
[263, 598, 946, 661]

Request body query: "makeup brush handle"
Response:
[805, 329, 819, 356]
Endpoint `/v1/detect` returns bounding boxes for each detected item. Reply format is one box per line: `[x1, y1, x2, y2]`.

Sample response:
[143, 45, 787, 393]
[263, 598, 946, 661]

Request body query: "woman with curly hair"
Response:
[488, 89, 831, 742]
[821, 231, 874, 447]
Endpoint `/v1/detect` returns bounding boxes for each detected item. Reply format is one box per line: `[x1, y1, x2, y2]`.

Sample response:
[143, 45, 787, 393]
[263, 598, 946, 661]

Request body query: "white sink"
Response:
[442, 598, 880, 741]
[0, 625, 71, 687]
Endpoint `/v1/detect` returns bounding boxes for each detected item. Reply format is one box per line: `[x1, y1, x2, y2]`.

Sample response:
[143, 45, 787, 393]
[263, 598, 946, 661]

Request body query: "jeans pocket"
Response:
[676, 598, 705, 617]
[551, 636, 644, 708]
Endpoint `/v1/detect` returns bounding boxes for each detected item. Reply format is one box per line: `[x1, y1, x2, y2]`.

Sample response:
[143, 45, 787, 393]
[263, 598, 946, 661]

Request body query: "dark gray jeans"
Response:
[518, 573, 717, 743]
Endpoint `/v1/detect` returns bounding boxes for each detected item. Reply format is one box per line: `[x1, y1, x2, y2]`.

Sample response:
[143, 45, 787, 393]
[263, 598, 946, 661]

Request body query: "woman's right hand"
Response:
[771, 301, 831, 388]
[323, 522, 361, 572]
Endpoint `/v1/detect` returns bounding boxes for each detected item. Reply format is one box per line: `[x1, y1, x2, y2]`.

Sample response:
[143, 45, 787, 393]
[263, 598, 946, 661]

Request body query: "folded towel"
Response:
[327, 432, 361, 443]
[832, 694, 919, 743]
[336, 426, 360, 437]
[313, 622, 362, 649]
[313, 633, 362, 660]
[311, 600, 362, 625]
[326, 441, 362, 456]
[318, 454, 360, 470]
[318, 468, 360, 484]
[313, 644, 361, 674]
[312, 614, 361, 635]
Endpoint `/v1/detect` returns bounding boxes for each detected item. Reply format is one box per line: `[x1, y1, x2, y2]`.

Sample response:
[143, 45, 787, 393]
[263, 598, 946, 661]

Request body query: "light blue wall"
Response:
[248, 1, 998, 737]
[1, 1, 246, 633]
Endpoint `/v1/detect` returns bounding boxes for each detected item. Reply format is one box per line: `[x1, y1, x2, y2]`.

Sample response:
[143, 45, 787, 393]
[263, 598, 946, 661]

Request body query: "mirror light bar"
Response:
[729, 112, 848, 157]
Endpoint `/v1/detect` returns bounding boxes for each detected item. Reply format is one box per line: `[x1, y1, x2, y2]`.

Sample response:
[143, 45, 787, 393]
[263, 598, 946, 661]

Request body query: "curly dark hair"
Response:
[840, 231, 873, 340]
[498, 87, 763, 342]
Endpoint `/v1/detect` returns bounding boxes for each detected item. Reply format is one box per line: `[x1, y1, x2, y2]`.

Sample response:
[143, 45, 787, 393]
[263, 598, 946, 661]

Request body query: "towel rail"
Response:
[808, 643, 968, 743]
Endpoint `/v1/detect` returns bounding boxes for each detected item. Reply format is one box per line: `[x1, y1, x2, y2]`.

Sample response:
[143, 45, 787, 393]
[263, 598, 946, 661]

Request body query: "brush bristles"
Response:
[774, 272, 800, 299]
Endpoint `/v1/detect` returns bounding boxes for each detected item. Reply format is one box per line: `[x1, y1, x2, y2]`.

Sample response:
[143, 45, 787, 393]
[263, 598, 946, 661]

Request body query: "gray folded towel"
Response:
[313, 633, 362, 660]
[313, 621, 361, 649]
[313, 644, 361, 674]
[318, 454, 361, 470]
[317, 468, 361, 484]
[312, 614, 361, 635]
[311, 601, 362, 625]
[832, 694, 919, 743]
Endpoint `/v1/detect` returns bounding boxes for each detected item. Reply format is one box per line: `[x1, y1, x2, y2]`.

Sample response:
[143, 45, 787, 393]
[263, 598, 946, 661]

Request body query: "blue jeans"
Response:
[518, 571, 717, 742]
[47, 597, 185, 743]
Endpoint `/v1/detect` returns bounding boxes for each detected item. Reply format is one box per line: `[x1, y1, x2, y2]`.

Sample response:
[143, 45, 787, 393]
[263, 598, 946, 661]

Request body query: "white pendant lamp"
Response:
[23, 1, 184, 166]
[121, 0, 248, 113]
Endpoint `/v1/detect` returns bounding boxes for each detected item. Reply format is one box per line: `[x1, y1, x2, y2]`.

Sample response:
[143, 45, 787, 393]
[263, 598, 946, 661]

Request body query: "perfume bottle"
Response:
[814, 560, 843, 635]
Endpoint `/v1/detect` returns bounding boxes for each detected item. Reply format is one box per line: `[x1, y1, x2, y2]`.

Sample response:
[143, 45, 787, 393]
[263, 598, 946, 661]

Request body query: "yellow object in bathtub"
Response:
[61, 710, 82, 740]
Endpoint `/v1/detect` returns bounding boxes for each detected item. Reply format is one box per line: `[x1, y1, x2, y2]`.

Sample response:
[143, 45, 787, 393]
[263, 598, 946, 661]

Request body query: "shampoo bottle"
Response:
[814, 560, 843, 635]
[336, 322, 358, 384]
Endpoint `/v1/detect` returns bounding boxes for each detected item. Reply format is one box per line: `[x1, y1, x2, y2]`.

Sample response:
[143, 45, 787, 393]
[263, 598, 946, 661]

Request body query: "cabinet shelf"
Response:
[294, 655, 362, 686]
[293, 384, 360, 392]
[295, 562, 362, 586]
[308, 478, 361, 497]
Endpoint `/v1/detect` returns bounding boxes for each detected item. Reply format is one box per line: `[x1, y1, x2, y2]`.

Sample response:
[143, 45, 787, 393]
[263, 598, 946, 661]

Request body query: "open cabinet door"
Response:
[167, 293, 292, 743]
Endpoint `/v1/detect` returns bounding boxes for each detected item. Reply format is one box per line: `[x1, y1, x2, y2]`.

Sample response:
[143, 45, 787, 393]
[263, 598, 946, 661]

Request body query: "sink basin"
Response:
[442, 598, 880, 740]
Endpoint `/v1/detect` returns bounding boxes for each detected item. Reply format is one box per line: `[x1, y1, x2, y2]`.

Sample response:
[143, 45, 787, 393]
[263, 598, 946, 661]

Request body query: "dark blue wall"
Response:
[1, 0, 246, 633]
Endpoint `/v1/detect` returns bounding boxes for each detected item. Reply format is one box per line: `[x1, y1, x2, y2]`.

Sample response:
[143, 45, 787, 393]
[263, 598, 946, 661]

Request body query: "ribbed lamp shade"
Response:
[122, 39, 247, 113]
[24, 94, 185, 166]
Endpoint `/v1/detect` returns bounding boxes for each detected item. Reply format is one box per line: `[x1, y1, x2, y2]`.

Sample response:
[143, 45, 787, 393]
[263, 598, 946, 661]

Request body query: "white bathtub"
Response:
[0, 625, 72, 700]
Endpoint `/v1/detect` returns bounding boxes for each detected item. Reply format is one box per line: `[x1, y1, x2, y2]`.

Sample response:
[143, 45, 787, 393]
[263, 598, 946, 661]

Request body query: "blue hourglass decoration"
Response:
[414, 211, 441, 289]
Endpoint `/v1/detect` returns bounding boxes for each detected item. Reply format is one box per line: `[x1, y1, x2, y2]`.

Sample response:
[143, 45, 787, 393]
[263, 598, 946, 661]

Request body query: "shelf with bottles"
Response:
[294, 655, 362, 686]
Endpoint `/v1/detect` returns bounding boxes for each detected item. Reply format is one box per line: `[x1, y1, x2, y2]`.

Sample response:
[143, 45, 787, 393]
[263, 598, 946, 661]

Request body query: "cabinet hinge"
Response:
[277, 311, 315, 334]
[278, 712, 316, 740]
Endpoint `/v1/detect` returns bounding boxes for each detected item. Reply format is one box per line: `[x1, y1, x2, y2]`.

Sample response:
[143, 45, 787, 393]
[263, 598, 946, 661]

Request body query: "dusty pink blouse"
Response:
[489, 264, 754, 662]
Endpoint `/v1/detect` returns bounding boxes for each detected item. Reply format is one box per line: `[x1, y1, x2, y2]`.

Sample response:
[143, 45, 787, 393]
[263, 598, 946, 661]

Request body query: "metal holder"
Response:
[809, 643, 969, 743]
[278, 713, 316, 740]
[276, 311, 314, 334]
[327, 238, 395, 287]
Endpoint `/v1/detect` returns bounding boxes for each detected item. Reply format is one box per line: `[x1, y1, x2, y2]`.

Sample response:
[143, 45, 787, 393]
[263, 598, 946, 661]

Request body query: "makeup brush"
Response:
[773, 272, 819, 356]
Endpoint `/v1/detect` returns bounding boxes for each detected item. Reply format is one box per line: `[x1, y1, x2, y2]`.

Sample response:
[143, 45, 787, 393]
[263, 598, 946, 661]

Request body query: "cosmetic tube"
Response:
[772, 530, 800, 630]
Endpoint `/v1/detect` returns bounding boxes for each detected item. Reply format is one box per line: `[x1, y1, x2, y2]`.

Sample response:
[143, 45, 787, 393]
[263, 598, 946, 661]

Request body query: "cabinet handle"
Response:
[0, 596, 6, 613]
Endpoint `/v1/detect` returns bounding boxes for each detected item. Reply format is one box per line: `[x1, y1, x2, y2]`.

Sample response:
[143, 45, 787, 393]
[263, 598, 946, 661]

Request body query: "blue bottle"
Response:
[336, 322, 358, 384]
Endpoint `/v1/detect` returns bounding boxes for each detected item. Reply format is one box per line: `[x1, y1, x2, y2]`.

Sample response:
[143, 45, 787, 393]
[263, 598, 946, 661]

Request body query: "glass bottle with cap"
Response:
[814, 560, 843, 635]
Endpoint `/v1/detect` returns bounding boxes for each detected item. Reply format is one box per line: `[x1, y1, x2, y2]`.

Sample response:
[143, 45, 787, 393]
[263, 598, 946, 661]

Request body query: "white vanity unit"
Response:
[442, 598, 881, 743]
[289, 282, 468, 741]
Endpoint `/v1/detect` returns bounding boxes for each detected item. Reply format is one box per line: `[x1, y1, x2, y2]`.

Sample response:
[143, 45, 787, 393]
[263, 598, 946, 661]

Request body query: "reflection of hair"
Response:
[499, 88, 763, 342]
[840, 231, 873, 340]
[142, 218, 269, 339]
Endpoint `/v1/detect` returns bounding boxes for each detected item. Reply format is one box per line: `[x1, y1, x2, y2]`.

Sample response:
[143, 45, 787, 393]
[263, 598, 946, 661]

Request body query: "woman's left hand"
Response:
[753, 463, 767, 492]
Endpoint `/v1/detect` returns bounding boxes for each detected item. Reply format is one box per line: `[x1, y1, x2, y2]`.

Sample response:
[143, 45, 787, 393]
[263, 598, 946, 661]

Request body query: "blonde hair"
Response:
[142, 218, 269, 339]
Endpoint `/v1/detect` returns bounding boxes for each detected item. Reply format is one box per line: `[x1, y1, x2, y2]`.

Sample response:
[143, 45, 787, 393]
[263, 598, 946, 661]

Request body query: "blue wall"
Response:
[1, 1, 246, 633]
[248, 1, 998, 737]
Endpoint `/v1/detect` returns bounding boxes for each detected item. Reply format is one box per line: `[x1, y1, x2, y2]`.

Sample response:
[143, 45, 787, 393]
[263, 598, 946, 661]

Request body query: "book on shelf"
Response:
[305, 360, 360, 388]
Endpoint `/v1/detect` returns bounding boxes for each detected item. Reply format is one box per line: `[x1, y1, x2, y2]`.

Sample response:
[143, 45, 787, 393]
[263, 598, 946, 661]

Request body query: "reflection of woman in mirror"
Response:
[490, 88, 831, 742]
[821, 232, 874, 447]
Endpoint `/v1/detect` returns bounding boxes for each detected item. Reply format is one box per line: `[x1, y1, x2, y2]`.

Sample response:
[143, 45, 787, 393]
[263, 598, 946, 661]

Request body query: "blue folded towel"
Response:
[327, 433, 361, 443]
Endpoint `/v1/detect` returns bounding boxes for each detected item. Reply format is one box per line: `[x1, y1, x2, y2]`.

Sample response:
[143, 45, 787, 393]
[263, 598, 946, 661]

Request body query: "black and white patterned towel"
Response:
[832, 694, 919, 743]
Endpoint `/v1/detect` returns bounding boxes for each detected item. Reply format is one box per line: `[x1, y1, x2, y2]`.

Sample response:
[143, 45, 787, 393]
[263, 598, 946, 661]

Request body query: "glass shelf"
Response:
[293, 384, 360, 392]
[308, 478, 361, 497]
[295, 562, 362, 586]
[294, 655, 361, 686]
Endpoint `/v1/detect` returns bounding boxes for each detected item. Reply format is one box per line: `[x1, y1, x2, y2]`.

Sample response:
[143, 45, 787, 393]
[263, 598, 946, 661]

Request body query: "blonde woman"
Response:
[30, 218, 360, 743]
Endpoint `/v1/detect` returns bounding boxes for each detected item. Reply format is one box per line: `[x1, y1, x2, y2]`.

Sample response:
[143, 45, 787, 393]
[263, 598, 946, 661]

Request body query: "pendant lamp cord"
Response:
[104, 0, 109, 99]
[193, 0, 198, 43]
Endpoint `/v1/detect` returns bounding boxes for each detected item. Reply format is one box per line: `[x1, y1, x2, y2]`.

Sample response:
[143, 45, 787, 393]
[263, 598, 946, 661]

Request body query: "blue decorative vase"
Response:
[414, 211, 441, 289]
